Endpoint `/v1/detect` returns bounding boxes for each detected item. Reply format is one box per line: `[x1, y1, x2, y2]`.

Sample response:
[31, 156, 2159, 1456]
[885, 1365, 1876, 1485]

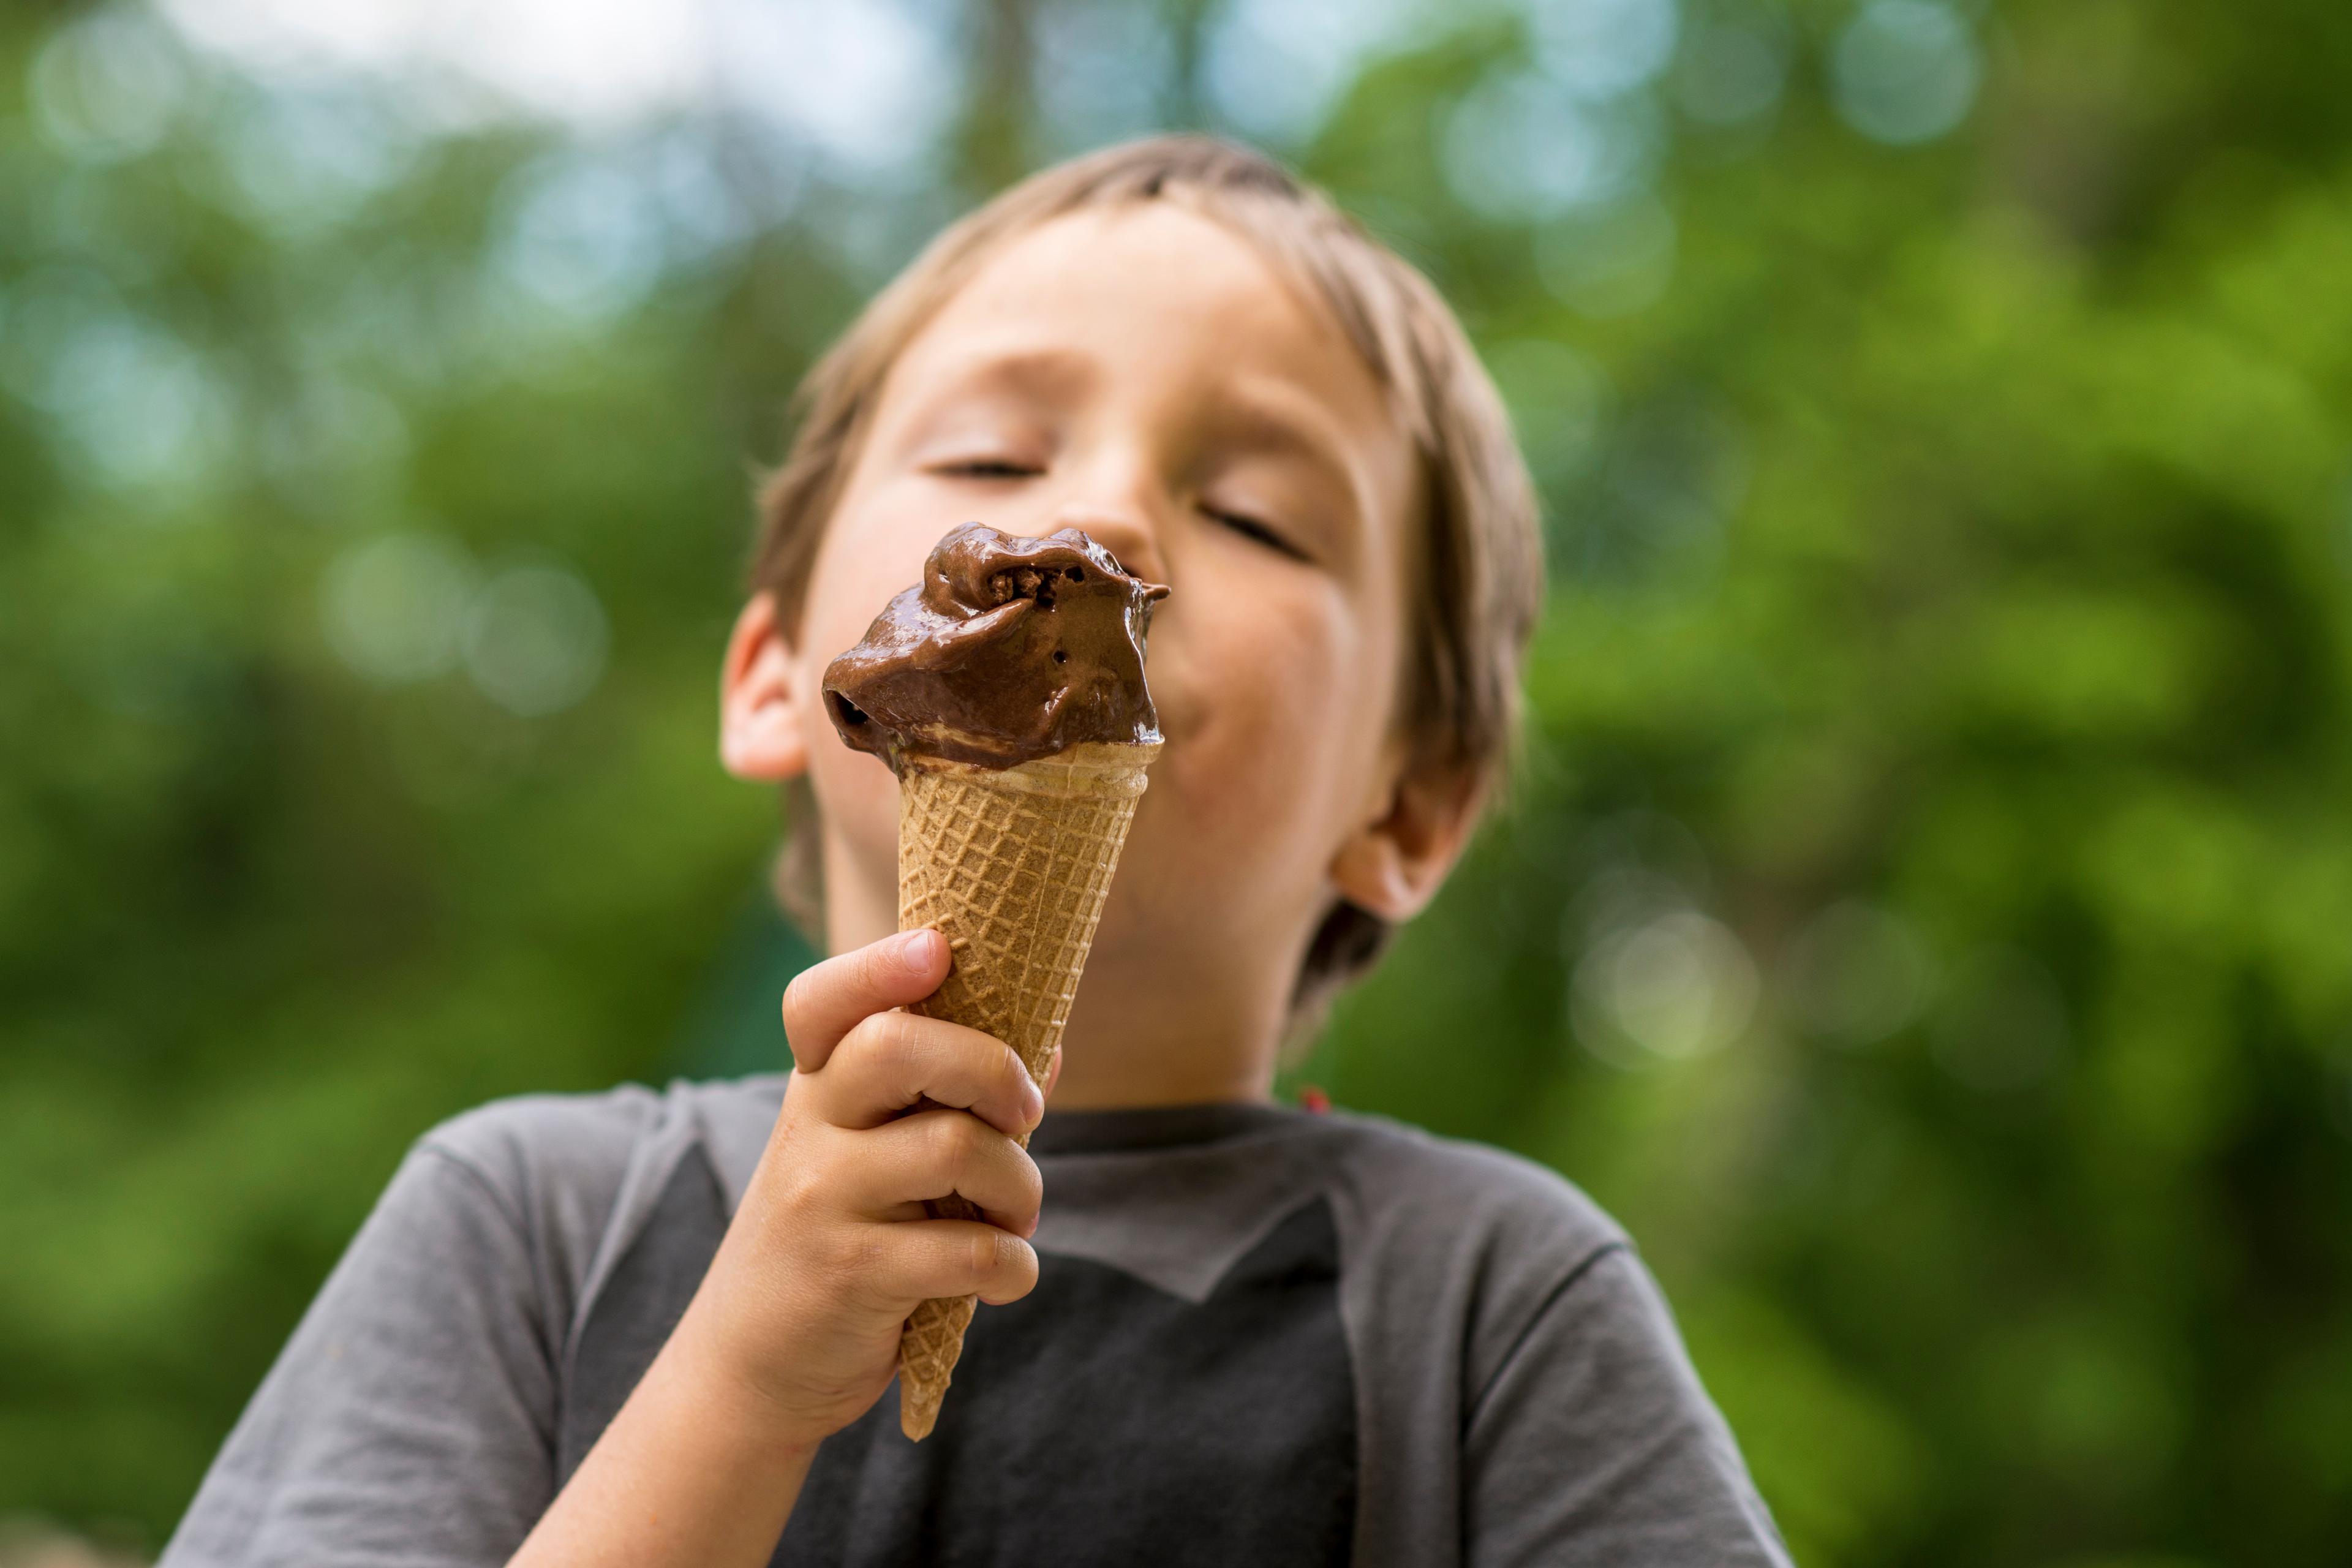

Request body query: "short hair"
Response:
[750, 134, 1542, 1026]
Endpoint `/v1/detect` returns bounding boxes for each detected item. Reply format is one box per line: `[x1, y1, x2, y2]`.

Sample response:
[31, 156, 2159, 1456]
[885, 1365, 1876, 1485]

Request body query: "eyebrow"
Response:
[906, 342, 1099, 409]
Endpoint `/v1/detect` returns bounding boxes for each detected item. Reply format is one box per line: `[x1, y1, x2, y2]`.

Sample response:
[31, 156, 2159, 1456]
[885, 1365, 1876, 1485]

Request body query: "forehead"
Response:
[893, 203, 1400, 446]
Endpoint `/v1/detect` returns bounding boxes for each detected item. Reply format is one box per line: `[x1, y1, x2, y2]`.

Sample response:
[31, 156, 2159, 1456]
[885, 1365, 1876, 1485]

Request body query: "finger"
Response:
[848, 1110, 1044, 1235]
[813, 1010, 1042, 1138]
[870, 1220, 1041, 1308]
[1041, 1045, 1063, 1102]
[780, 929, 949, 1073]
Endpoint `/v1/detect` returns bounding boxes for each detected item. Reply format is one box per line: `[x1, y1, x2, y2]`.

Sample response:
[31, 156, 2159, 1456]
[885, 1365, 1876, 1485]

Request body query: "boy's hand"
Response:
[676, 927, 1045, 1447]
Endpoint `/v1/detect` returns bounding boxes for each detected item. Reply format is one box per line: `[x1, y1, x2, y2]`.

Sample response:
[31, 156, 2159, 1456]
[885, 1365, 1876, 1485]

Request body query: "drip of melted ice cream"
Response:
[822, 523, 1169, 772]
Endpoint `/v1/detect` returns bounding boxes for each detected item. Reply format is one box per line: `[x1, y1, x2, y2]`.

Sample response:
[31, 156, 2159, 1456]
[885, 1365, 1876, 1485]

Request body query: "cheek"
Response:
[792, 491, 941, 872]
[794, 635, 900, 874]
[804, 698, 899, 858]
[801, 481, 943, 657]
[1143, 570, 1391, 872]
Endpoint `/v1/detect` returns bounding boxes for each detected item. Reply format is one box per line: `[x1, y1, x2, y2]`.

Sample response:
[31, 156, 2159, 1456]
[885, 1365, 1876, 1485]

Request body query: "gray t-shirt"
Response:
[160, 1078, 1789, 1567]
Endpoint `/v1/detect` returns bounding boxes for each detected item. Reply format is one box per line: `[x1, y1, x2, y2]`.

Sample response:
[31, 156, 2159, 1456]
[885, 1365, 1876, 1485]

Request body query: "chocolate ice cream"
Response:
[823, 523, 1169, 772]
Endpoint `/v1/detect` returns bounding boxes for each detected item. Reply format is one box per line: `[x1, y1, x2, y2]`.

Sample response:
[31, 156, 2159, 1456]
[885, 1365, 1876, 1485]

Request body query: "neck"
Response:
[1049, 958, 1283, 1109]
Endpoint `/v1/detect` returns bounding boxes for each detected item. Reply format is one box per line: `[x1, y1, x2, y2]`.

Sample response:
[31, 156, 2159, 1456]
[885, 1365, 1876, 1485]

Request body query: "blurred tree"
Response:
[2, 1, 2349, 1563]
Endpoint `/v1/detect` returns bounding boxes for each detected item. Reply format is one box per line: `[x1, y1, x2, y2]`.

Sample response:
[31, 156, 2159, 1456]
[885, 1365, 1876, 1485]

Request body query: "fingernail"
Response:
[894, 928, 941, 967]
[1020, 1076, 1046, 1129]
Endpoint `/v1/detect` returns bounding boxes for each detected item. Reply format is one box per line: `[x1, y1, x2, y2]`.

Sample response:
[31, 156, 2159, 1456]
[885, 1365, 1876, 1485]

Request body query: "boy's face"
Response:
[750, 203, 1438, 1051]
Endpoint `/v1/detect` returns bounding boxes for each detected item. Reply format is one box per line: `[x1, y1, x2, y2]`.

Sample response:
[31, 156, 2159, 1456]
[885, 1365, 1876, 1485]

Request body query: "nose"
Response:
[1043, 503, 1164, 587]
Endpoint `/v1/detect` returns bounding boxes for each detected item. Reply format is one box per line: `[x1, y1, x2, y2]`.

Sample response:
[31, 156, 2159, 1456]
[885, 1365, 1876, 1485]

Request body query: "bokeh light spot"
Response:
[216, 86, 422, 236]
[1830, 0, 1981, 147]
[1530, 0, 1681, 102]
[1202, 0, 1417, 146]
[20, 297, 228, 492]
[494, 153, 669, 321]
[709, 0, 957, 176]
[1575, 908, 1760, 1065]
[1672, 7, 1792, 128]
[28, 8, 190, 165]
[1443, 69, 1665, 220]
[463, 564, 610, 717]
[321, 532, 478, 686]
[1033, 1, 1178, 154]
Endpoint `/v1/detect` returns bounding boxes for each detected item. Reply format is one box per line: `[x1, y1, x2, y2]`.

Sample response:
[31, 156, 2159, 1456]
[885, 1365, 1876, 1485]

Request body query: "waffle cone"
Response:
[891, 738, 1160, 1440]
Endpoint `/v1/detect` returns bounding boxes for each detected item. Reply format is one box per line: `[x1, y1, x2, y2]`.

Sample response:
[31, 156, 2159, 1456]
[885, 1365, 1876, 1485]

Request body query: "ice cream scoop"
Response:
[822, 523, 1169, 771]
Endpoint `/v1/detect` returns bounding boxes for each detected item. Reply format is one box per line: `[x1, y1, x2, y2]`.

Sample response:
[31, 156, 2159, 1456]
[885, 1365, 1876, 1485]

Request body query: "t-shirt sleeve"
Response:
[159, 1143, 559, 1568]
[1462, 1245, 1791, 1568]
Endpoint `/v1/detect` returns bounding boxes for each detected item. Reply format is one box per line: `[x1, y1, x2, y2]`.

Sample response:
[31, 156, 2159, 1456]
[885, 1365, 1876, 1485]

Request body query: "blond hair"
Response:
[752, 134, 1542, 1021]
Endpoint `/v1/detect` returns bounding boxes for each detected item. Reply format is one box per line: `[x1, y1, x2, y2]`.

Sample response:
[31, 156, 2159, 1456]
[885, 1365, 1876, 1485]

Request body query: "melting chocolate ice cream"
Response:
[823, 523, 1169, 772]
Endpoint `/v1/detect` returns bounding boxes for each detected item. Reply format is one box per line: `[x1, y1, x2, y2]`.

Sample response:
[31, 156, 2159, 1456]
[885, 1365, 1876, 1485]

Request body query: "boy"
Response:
[163, 137, 1789, 1566]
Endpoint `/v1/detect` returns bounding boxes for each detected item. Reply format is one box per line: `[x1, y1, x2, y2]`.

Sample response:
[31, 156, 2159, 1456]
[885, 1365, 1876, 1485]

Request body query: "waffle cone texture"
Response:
[892, 739, 1159, 1439]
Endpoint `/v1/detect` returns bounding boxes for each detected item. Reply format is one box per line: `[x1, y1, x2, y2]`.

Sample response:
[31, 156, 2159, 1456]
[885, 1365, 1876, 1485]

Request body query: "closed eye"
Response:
[1206, 505, 1310, 563]
[932, 458, 1042, 480]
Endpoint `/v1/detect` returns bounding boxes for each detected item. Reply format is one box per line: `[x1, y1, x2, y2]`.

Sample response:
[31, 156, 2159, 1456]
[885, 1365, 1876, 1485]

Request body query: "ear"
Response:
[719, 592, 811, 782]
[1327, 757, 1485, 924]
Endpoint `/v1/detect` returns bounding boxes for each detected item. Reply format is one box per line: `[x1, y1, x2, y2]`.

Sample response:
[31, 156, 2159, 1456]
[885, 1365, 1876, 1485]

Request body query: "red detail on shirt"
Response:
[1298, 1085, 1331, 1114]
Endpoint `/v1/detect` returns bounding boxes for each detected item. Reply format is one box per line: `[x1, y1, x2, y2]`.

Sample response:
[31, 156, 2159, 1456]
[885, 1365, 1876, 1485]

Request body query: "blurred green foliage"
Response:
[4, 1, 2351, 1563]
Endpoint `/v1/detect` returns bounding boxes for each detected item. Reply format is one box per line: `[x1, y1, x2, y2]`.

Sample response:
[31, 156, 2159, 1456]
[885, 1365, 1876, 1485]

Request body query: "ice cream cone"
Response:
[892, 737, 1159, 1439]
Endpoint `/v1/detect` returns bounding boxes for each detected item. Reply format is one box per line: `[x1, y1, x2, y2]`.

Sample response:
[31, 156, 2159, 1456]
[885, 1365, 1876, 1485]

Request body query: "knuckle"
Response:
[768, 1163, 820, 1218]
[844, 1229, 893, 1284]
[804, 1225, 861, 1286]
[880, 1012, 932, 1078]
[935, 1027, 1003, 1097]
[836, 1011, 876, 1058]
[929, 1112, 979, 1173]
[842, 1009, 903, 1068]
[839, 1239, 902, 1311]
[851, 1231, 891, 1280]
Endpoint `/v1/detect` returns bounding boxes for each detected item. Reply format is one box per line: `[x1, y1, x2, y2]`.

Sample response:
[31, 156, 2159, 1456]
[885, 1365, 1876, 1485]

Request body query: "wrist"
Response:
[660, 1303, 832, 1460]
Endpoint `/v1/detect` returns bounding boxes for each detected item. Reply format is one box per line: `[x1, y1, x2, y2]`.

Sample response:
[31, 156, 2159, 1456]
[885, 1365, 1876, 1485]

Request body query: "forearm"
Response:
[505, 933, 1043, 1565]
[508, 1308, 820, 1568]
